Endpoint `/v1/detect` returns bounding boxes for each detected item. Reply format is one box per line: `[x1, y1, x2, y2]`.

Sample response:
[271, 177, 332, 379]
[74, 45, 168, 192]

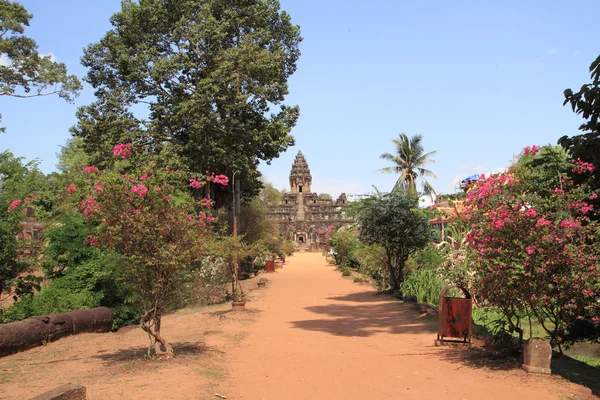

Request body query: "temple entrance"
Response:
[298, 236, 305, 244]
[299, 185, 303, 193]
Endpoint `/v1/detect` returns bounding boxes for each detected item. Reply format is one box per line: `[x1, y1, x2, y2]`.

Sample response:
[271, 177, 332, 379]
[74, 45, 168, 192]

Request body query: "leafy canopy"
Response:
[0, 0, 81, 130]
[357, 192, 433, 289]
[72, 0, 302, 198]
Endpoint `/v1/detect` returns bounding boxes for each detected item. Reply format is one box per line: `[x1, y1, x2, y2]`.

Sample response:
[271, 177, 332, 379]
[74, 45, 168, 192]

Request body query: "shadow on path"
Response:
[290, 290, 436, 337]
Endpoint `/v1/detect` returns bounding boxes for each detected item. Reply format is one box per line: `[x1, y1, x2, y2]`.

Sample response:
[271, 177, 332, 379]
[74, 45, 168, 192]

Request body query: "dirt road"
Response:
[224, 252, 592, 400]
[0, 252, 594, 399]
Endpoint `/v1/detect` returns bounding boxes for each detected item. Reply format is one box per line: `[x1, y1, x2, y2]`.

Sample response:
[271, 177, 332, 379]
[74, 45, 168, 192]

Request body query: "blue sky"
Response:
[1, 0, 598, 203]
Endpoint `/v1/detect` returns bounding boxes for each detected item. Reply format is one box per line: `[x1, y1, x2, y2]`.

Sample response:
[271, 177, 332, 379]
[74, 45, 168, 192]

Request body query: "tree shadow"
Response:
[92, 341, 219, 364]
[326, 291, 394, 303]
[290, 291, 436, 337]
[436, 346, 521, 372]
[552, 354, 600, 396]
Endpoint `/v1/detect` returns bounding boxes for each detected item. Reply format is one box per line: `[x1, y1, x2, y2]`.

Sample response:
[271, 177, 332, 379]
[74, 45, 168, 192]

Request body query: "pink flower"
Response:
[79, 198, 100, 219]
[527, 208, 537, 218]
[536, 218, 551, 227]
[429, 205, 436, 210]
[207, 172, 229, 186]
[189, 178, 205, 189]
[571, 158, 595, 175]
[7, 199, 22, 211]
[66, 185, 77, 196]
[113, 143, 133, 159]
[155, 187, 161, 192]
[593, 317, 600, 326]
[523, 145, 540, 157]
[553, 188, 564, 194]
[84, 166, 99, 174]
[526, 246, 535, 255]
[131, 184, 149, 198]
[492, 219, 505, 228]
[591, 193, 598, 200]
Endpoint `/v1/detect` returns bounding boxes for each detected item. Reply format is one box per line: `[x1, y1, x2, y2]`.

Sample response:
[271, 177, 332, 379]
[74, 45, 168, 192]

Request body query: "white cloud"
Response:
[0, 52, 55, 68]
[547, 48, 558, 55]
[40, 52, 57, 62]
[0, 54, 10, 67]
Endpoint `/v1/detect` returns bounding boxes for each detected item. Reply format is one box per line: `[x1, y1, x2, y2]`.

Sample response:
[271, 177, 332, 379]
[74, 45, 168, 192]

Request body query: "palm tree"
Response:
[377, 133, 437, 200]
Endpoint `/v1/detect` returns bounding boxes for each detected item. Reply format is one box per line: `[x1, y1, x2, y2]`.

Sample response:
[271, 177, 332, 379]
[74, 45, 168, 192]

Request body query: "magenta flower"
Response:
[131, 184, 149, 198]
[66, 185, 77, 196]
[7, 199, 22, 212]
[113, 143, 133, 159]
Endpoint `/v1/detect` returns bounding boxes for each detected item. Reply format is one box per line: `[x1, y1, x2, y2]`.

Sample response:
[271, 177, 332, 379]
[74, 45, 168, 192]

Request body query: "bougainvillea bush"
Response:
[464, 145, 600, 349]
[70, 144, 225, 357]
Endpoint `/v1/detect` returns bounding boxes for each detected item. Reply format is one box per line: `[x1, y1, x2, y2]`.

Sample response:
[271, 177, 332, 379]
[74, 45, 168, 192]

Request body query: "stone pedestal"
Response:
[522, 338, 552, 374]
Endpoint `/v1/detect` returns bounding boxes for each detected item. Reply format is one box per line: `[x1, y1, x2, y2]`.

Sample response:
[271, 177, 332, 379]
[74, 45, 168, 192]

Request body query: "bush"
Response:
[400, 267, 446, 307]
[0, 254, 139, 329]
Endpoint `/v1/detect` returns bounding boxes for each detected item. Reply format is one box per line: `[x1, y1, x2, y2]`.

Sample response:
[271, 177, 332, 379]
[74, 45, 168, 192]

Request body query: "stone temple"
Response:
[268, 151, 353, 248]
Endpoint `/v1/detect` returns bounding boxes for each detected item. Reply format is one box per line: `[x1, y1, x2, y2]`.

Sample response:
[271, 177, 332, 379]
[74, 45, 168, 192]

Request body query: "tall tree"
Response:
[559, 54, 600, 195]
[0, 0, 81, 130]
[378, 133, 437, 200]
[72, 0, 302, 199]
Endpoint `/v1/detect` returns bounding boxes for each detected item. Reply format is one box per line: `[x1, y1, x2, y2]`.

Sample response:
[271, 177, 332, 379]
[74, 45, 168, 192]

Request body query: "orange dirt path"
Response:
[223, 252, 593, 400]
[0, 252, 594, 399]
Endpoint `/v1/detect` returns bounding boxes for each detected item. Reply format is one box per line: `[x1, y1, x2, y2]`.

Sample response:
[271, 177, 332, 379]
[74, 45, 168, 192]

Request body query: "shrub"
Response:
[400, 267, 446, 307]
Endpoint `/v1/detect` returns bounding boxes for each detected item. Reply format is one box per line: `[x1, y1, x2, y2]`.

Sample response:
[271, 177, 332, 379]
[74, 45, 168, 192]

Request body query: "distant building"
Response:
[268, 151, 353, 248]
[430, 197, 465, 242]
[16, 207, 43, 256]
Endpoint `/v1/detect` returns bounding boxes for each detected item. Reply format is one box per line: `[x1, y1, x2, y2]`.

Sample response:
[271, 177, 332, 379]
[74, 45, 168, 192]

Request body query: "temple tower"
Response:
[289, 151, 312, 193]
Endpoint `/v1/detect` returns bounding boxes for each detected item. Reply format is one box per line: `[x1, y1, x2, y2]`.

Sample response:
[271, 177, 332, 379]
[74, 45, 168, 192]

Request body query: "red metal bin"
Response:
[437, 285, 472, 344]
[266, 260, 275, 273]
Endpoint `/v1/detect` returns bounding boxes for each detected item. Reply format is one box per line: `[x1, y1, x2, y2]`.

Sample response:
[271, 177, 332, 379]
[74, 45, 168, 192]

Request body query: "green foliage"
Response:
[356, 191, 433, 290]
[559, 54, 600, 195]
[72, 0, 302, 199]
[0, 253, 138, 329]
[400, 267, 445, 307]
[0, 0, 81, 130]
[400, 246, 447, 306]
[239, 183, 281, 244]
[42, 213, 96, 279]
[354, 243, 387, 287]
[0, 151, 50, 301]
[328, 227, 359, 267]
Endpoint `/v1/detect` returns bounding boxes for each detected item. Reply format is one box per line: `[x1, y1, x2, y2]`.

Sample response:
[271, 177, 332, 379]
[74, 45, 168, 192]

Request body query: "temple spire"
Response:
[289, 151, 312, 193]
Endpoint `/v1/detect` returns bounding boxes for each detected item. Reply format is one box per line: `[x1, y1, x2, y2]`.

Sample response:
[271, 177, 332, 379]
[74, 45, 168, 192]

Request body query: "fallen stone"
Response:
[29, 384, 86, 400]
[0, 307, 113, 358]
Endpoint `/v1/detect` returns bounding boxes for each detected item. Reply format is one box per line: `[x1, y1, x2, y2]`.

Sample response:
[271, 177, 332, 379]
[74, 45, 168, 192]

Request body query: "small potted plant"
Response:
[231, 289, 246, 311]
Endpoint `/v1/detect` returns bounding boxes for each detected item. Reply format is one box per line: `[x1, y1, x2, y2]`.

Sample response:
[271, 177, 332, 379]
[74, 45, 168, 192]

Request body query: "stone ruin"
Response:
[267, 151, 354, 249]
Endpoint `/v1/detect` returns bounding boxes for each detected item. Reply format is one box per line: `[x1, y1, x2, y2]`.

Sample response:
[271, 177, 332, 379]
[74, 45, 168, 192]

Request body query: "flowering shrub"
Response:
[464, 146, 600, 347]
[71, 144, 228, 357]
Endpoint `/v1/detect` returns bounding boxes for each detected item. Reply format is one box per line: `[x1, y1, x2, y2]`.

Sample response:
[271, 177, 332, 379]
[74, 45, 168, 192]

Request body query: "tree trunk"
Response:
[140, 309, 174, 358]
[386, 252, 399, 290]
